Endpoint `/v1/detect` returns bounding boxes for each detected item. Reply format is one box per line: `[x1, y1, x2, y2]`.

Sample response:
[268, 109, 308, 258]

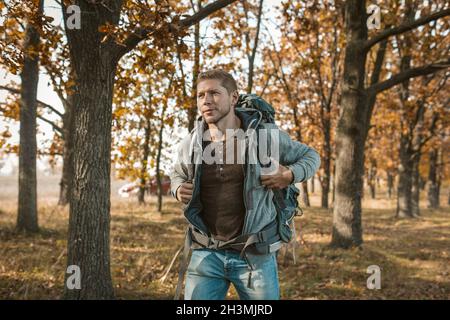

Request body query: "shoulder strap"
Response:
[174, 227, 192, 300]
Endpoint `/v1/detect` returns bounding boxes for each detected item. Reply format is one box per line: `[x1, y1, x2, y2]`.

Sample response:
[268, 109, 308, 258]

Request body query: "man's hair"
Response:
[197, 69, 238, 95]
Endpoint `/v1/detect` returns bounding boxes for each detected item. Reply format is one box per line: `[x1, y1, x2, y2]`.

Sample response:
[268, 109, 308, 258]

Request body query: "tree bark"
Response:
[188, 0, 202, 132]
[246, 0, 264, 93]
[156, 112, 166, 213]
[367, 158, 377, 199]
[427, 148, 439, 208]
[58, 95, 75, 206]
[300, 181, 310, 207]
[17, 0, 43, 233]
[410, 97, 425, 217]
[331, 0, 367, 248]
[387, 171, 394, 199]
[62, 1, 121, 299]
[396, 135, 414, 218]
[138, 119, 151, 205]
[321, 128, 331, 208]
[411, 154, 421, 217]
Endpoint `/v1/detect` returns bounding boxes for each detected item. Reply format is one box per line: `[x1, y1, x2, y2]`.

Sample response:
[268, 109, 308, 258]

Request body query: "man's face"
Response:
[197, 79, 237, 124]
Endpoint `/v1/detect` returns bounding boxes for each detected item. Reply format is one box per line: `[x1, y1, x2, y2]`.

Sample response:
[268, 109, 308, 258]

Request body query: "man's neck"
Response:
[207, 114, 241, 142]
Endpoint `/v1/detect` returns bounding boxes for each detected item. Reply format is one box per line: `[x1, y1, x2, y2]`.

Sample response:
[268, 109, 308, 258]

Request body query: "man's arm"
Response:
[169, 140, 190, 200]
[278, 129, 321, 184]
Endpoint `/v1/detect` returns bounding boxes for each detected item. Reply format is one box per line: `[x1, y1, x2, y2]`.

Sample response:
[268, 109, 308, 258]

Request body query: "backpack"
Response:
[236, 93, 302, 244]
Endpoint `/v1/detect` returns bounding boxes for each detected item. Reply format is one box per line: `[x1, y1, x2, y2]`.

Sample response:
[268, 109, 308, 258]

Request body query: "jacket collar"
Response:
[190, 108, 263, 156]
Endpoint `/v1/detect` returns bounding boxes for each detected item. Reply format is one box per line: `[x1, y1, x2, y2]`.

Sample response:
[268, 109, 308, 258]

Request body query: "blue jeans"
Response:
[185, 248, 280, 300]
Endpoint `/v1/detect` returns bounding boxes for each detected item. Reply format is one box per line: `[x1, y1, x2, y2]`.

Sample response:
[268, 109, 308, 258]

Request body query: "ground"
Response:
[0, 174, 449, 299]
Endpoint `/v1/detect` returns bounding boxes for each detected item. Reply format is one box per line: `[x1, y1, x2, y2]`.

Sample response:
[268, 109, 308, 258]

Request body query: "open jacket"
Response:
[169, 108, 321, 237]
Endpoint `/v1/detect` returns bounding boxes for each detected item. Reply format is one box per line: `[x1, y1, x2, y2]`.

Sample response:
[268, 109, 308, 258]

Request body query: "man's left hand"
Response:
[260, 162, 294, 189]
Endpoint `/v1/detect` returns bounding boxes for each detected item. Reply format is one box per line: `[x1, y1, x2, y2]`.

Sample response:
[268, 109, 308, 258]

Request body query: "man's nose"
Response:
[204, 93, 213, 104]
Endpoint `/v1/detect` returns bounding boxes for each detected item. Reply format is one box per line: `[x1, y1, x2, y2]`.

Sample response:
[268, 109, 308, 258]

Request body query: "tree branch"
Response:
[37, 115, 64, 136]
[367, 58, 450, 95]
[114, 0, 237, 60]
[0, 85, 64, 118]
[178, 0, 236, 28]
[364, 8, 450, 51]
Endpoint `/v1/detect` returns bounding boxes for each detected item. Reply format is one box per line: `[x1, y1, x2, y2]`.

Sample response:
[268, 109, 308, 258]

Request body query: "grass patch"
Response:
[0, 197, 448, 299]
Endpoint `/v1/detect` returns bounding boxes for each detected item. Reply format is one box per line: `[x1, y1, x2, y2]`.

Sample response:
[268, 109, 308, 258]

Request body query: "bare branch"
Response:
[179, 0, 236, 28]
[37, 115, 63, 136]
[367, 58, 450, 95]
[0, 85, 64, 118]
[364, 8, 450, 51]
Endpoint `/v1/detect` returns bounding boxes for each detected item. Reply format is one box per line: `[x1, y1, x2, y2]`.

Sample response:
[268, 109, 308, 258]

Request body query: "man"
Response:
[170, 69, 320, 300]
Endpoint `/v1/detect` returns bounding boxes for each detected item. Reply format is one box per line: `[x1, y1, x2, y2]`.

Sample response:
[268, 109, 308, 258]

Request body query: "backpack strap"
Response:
[174, 227, 192, 300]
[189, 223, 281, 255]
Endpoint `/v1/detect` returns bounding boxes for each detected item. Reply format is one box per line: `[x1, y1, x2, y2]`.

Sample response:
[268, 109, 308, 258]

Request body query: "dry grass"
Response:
[0, 175, 449, 299]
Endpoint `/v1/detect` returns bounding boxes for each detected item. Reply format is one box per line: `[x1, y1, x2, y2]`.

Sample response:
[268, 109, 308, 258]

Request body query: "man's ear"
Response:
[231, 90, 239, 106]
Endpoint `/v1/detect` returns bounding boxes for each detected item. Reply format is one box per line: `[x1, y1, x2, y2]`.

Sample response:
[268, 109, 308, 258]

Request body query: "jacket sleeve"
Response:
[169, 138, 190, 200]
[278, 129, 321, 183]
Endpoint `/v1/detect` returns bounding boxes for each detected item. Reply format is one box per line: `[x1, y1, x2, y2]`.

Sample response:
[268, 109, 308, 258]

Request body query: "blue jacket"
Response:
[169, 108, 321, 237]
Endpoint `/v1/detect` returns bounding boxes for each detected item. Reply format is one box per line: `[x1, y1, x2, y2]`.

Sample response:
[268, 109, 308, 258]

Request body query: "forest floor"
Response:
[0, 191, 448, 300]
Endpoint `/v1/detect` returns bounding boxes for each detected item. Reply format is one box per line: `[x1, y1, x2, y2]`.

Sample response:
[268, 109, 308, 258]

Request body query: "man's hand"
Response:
[260, 163, 294, 189]
[176, 182, 194, 204]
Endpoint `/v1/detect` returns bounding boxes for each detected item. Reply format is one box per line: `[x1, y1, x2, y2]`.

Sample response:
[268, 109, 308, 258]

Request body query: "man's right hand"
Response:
[177, 182, 193, 204]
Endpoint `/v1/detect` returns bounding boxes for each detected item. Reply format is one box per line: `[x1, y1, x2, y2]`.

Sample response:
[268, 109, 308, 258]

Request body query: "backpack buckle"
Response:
[208, 238, 220, 249]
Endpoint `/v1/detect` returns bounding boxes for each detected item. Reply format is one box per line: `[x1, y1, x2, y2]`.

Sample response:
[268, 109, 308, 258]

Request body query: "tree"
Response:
[60, 0, 237, 299]
[331, 0, 449, 247]
[113, 44, 177, 206]
[16, 0, 44, 233]
[276, 1, 343, 209]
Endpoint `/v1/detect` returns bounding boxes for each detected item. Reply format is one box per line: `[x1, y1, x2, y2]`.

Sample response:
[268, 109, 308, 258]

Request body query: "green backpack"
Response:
[235, 93, 303, 244]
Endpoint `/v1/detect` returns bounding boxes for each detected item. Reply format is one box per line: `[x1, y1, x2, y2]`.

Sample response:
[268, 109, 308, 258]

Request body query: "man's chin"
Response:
[204, 116, 218, 124]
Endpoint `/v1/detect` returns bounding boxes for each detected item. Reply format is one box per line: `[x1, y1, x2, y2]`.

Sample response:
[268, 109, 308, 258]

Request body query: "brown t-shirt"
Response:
[200, 130, 246, 241]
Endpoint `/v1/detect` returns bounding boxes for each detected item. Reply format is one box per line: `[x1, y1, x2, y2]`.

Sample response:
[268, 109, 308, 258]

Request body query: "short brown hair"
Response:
[197, 69, 238, 94]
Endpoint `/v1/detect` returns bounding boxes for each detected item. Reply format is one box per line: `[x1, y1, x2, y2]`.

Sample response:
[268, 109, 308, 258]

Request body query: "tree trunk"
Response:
[427, 148, 439, 208]
[60, 0, 236, 300]
[246, 0, 264, 94]
[331, 0, 367, 248]
[188, 0, 202, 132]
[17, 0, 43, 233]
[58, 95, 75, 206]
[62, 2, 119, 299]
[321, 128, 331, 208]
[310, 174, 315, 193]
[396, 137, 414, 218]
[300, 181, 310, 207]
[396, 1, 416, 219]
[367, 159, 377, 199]
[331, 162, 336, 206]
[387, 171, 394, 199]
[411, 154, 421, 217]
[138, 119, 151, 205]
[156, 115, 165, 213]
